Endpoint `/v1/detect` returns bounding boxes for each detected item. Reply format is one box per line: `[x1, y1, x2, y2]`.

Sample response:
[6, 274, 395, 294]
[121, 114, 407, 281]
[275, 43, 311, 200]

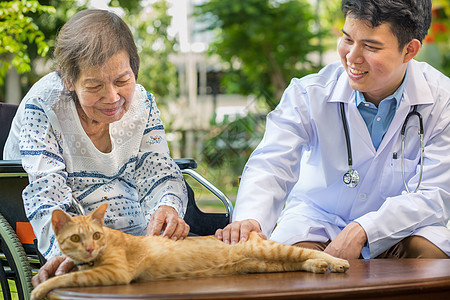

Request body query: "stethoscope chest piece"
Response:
[343, 169, 359, 188]
[340, 102, 359, 188]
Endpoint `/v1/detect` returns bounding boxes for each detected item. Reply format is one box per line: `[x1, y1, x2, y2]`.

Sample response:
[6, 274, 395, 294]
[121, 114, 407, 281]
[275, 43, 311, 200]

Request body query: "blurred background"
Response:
[1, 0, 449, 210]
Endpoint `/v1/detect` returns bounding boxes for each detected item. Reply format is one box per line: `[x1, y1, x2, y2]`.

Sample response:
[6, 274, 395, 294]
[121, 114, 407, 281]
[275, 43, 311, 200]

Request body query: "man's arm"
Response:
[215, 219, 266, 244]
[324, 222, 367, 259]
[217, 80, 313, 243]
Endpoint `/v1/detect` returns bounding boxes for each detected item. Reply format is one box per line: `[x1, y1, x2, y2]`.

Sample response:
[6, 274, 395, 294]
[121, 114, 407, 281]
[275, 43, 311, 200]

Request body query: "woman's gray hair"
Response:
[54, 9, 140, 85]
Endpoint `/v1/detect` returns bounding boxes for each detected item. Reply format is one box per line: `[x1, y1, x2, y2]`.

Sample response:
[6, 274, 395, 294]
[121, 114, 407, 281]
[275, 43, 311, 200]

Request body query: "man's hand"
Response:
[32, 255, 76, 287]
[215, 219, 266, 244]
[146, 205, 189, 240]
[324, 222, 367, 259]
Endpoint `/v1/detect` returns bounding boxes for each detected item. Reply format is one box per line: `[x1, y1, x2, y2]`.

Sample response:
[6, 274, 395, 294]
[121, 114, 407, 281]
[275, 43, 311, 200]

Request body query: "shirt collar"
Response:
[356, 68, 408, 109]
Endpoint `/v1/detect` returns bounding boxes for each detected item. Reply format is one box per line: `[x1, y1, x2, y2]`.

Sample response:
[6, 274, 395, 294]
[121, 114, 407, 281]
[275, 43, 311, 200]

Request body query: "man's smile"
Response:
[349, 67, 368, 75]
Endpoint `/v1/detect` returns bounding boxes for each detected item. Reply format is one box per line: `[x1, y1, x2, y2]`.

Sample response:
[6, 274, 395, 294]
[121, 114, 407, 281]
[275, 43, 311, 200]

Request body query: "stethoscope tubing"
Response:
[340, 103, 424, 193]
[401, 106, 424, 193]
[340, 102, 353, 168]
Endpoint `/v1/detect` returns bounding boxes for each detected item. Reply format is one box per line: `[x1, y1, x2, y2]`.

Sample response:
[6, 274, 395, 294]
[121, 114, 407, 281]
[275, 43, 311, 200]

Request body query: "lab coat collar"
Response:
[326, 65, 374, 152]
[374, 60, 434, 153]
[402, 59, 434, 106]
[327, 66, 355, 104]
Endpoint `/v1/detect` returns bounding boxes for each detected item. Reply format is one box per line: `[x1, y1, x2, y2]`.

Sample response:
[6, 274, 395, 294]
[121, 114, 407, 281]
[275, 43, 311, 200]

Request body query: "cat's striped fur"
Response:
[31, 204, 349, 300]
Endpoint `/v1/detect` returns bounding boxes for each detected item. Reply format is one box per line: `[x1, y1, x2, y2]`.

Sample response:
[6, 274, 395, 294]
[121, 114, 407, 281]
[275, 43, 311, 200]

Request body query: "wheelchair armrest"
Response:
[174, 158, 233, 221]
[174, 158, 197, 170]
[0, 160, 26, 176]
[1, 159, 196, 172]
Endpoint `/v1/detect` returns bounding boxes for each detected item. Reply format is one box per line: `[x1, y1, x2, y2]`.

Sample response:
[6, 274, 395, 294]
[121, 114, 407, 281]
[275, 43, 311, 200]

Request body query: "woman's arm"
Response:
[135, 91, 189, 238]
[19, 102, 77, 259]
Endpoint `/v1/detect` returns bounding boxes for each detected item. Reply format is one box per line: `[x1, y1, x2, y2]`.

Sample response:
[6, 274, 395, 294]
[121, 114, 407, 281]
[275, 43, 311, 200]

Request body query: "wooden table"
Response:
[48, 259, 450, 299]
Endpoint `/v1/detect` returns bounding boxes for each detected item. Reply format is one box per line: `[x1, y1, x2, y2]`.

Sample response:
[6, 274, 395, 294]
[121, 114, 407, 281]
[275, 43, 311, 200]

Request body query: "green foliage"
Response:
[109, 0, 141, 12]
[415, 0, 450, 76]
[203, 113, 265, 171]
[17, 0, 88, 90]
[121, 0, 178, 100]
[30, 0, 88, 52]
[195, 0, 323, 110]
[194, 0, 329, 185]
[0, 0, 55, 86]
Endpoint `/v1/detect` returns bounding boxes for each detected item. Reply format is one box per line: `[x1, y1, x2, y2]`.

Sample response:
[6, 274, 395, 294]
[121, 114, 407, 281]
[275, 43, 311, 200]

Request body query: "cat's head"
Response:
[52, 203, 108, 264]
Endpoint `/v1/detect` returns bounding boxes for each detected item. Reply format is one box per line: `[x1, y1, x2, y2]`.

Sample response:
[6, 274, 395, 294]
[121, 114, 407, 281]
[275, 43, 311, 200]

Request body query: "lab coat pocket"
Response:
[380, 156, 418, 198]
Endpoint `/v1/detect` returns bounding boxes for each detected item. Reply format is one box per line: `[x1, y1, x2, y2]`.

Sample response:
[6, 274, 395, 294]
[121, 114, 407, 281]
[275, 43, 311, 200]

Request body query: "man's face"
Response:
[338, 16, 411, 105]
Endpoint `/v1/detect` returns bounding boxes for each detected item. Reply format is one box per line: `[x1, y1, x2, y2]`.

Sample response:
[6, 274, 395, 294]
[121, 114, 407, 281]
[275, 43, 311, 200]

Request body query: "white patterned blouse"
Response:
[4, 72, 188, 259]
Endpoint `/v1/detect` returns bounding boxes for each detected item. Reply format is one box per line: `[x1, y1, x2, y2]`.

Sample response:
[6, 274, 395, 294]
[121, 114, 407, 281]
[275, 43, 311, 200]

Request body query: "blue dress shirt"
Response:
[356, 75, 407, 150]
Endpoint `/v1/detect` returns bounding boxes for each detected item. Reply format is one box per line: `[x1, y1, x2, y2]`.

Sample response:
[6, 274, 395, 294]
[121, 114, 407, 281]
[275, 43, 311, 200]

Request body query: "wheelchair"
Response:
[0, 102, 233, 300]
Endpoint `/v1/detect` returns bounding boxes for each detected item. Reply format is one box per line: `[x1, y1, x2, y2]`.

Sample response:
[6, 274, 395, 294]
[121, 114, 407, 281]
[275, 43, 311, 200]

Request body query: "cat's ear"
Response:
[52, 209, 72, 235]
[90, 203, 108, 226]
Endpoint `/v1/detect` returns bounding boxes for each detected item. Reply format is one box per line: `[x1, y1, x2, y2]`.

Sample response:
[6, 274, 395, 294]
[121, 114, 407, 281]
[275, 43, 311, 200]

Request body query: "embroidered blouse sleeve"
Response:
[19, 101, 77, 259]
[134, 92, 187, 224]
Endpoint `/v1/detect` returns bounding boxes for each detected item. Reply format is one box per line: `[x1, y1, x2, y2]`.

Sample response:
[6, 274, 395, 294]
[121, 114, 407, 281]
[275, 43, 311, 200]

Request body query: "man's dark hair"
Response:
[341, 0, 432, 50]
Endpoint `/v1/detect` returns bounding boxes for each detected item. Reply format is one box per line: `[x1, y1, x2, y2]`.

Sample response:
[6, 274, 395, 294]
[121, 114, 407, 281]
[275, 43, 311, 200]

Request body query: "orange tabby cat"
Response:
[31, 203, 349, 300]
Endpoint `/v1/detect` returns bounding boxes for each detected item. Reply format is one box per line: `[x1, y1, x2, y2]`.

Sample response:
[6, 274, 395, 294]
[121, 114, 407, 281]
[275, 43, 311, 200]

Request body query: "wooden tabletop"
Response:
[48, 259, 450, 299]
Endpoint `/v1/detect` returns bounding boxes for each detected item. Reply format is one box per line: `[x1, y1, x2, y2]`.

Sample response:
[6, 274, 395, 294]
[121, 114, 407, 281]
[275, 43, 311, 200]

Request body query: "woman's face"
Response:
[67, 50, 136, 124]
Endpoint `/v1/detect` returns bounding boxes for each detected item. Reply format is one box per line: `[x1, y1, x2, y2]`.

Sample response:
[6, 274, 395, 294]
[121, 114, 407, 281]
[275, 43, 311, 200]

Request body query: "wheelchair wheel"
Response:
[0, 213, 33, 300]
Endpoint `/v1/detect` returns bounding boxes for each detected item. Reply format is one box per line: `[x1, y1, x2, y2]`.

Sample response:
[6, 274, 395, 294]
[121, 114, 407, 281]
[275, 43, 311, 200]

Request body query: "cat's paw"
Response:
[304, 258, 329, 273]
[30, 281, 51, 300]
[328, 258, 350, 273]
[31, 284, 50, 300]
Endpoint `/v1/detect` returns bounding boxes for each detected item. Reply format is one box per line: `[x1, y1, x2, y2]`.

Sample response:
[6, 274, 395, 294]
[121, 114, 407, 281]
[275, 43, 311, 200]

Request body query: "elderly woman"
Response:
[3, 9, 189, 283]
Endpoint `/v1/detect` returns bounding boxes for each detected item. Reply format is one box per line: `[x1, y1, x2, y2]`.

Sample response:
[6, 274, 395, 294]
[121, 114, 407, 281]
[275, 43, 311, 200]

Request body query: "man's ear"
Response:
[403, 39, 421, 63]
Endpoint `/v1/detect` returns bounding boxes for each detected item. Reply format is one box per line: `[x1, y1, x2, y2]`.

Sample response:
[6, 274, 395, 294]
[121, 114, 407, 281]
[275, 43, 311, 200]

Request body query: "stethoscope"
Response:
[340, 103, 424, 193]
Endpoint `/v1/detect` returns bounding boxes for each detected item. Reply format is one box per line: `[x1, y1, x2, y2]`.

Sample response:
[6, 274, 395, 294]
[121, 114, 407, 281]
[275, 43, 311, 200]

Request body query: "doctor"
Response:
[216, 0, 450, 259]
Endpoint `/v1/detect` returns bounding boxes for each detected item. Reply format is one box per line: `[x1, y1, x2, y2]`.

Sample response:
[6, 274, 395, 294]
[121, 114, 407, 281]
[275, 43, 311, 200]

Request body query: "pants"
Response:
[293, 235, 449, 258]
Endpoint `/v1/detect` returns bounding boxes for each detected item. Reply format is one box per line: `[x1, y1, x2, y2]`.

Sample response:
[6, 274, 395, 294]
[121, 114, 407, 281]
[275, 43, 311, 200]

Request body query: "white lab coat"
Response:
[234, 60, 450, 258]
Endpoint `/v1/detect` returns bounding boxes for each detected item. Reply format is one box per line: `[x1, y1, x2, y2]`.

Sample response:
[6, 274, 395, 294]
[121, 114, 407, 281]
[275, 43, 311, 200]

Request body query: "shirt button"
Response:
[376, 117, 381, 121]
[359, 193, 367, 200]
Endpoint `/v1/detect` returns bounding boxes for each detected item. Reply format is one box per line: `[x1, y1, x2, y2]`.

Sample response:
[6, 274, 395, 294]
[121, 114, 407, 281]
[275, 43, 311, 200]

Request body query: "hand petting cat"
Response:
[146, 205, 190, 240]
[215, 219, 267, 244]
[32, 255, 77, 287]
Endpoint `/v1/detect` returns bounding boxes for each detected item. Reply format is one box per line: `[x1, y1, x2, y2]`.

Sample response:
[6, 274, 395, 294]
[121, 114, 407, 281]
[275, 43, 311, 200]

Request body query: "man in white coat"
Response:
[216, 0, 450, 259]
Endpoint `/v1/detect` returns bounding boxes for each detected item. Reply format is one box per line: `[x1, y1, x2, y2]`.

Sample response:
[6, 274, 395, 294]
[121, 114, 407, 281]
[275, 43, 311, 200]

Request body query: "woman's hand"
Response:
[146, 205, 190, 240]
[32, 255, 77, 287]
[215, 219, 266, 244]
